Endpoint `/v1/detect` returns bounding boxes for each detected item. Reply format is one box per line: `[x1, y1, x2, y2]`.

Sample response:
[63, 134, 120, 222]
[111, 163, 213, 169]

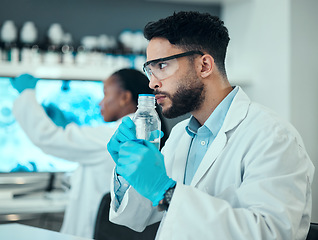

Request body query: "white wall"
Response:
[223, 0, 291, 120]
[223, 0, 318, 222]
[290, 0, 318, 222]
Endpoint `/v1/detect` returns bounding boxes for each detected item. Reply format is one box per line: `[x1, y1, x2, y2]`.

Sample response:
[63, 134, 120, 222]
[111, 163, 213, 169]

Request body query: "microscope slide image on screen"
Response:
[0, 77, 105, 173]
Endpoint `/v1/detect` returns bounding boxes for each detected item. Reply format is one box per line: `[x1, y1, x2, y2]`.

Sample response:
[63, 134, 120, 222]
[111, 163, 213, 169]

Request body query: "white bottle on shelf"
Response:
[0, 20, 19, 64]
[61, 32, 74, 65]
[20, 21, 40, 65]
[44, 23, 64, 65]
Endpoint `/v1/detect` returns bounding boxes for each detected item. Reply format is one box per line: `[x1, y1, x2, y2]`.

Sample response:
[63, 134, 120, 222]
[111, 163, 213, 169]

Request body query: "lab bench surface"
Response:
[0, 223, 92, 240]
[0, 191, 69, 215]
[0, 191, 69, 231]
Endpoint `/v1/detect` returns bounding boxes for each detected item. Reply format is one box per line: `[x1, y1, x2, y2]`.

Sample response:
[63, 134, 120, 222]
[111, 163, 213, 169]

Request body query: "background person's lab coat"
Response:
[12, 89, 120, 238]
[109, 87, 314, 240]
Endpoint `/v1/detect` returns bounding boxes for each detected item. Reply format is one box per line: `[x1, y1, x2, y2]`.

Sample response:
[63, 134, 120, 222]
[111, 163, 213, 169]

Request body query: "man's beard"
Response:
[156, 73, 205, 119]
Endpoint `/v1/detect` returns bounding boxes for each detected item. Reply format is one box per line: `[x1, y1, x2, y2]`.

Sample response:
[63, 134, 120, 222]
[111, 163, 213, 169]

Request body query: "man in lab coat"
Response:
[107, 11, 315, 239]
[10, 69, 165, 238]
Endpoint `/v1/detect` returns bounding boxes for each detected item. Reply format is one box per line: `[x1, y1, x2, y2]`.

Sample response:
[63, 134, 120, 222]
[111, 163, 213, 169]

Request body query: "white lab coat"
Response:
[13, 89, 123, 238]
[109, 87, 314, 240]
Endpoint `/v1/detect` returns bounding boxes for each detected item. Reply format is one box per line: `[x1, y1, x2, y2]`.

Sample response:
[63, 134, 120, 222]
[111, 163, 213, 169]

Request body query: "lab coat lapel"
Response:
[171, 132, 192, 182]
[191, 131, 227, 186]
[191, 87, 251, 187]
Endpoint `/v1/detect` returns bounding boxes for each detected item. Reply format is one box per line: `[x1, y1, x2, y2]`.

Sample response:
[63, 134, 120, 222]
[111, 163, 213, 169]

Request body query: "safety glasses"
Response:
[143, 50, 204, 81]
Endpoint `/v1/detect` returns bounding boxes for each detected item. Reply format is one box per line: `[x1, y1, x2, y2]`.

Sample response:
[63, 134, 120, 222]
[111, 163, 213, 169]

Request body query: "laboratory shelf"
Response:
[0, 61, 251, 84]
[0, 62, 117, 81]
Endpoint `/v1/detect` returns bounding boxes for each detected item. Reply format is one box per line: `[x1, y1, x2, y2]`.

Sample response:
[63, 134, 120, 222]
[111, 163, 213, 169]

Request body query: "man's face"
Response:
[146, 38, 205, 118]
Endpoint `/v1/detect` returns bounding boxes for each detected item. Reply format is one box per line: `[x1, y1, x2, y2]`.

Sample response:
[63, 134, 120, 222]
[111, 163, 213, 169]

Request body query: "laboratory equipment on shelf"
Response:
[0, 20, 19, 63]
[19, 21, 41, 64]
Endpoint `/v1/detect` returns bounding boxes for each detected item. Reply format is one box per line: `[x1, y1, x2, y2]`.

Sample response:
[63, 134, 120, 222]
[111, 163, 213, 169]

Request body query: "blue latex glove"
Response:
[116, 139, 176, 206]
[107, 116, 137, 164]
[107, 116, 165, 163]
[149, 130, 164, 143]
[43, 103, 70, 128]
[10, 73, 38, 93]
[10, 161, 37, 172]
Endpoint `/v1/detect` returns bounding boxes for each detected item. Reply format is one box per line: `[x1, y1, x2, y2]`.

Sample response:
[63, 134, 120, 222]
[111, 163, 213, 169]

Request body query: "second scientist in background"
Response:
[10, 69, 167, 238]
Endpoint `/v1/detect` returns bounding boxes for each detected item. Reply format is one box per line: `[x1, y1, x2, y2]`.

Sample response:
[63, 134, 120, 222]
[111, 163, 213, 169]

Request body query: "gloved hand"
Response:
[107, 116, 137, 164]
[116, 139, 176, 206]
[148, 129, 164, 143]
[10, 161, 37, 172]
[43, 103, 70, 128]
[10, 73, 38, 93]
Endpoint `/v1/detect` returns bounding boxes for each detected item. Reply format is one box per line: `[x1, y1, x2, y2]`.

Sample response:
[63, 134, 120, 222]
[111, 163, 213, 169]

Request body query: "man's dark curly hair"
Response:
[144, 11, 230, 76]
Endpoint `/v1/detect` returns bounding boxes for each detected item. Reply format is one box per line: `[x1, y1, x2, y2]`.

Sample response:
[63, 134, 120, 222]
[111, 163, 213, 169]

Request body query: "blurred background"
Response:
[0, 0, 317, 233]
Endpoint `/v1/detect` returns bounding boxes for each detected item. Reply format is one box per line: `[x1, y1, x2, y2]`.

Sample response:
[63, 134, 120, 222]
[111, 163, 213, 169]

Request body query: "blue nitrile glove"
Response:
[10, 161, 37, 172]
[116, 139, 176, 206]
[43, 103, 70, 128]
[10, 73, 38, 93]
[149, 130, 164, 143]
[107, 116, 137, 164]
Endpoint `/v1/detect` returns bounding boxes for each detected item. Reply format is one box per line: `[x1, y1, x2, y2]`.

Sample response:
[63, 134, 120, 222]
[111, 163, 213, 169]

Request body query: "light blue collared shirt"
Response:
[184, 87, 238, 185]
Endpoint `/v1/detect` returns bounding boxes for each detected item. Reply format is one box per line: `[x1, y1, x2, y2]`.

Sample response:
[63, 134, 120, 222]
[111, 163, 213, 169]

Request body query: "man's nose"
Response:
[148, 75, 162, 89]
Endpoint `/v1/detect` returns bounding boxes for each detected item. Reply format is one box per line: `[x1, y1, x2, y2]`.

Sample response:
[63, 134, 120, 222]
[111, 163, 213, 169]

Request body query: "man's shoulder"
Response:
[241, 102, 303, 144]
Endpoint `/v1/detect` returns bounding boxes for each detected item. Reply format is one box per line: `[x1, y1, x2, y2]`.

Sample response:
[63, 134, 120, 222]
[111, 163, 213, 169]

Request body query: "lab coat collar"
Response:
[222, 87, 250, 133]
[190, 87, 251, 186]
[171, 121, 192, 182]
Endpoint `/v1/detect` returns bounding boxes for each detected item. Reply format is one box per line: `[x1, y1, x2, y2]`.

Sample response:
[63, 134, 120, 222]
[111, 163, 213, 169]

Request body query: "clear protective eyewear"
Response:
[143, 50, 204, 81]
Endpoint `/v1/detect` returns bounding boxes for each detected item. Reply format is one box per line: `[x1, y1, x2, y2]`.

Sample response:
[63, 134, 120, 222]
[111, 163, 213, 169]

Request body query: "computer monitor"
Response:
[0, 77, 105, 173]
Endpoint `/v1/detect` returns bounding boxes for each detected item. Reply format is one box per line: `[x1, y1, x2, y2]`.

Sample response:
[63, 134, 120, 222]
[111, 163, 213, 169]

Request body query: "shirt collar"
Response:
[185, 116, 201, 137]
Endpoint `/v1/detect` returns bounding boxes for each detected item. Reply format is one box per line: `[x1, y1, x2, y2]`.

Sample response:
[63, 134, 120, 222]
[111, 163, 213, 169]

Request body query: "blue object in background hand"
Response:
[107, 116, 137, 164]
[116, 139, 176, 206]
[10, 73, 39, 93]
[43, 103, 70, 128]
[10, 161, 38, 172]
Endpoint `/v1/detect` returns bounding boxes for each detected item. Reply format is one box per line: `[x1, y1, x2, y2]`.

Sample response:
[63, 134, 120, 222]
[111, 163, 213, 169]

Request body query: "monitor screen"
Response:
[0, 77, 105, 173]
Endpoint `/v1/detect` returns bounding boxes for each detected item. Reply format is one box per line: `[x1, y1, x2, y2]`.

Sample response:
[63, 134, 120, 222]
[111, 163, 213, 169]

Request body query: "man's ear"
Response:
[200, 54, 214, 78]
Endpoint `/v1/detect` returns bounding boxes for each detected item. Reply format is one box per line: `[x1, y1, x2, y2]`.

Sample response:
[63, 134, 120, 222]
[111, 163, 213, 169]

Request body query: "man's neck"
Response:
[192, 84, 233, 126]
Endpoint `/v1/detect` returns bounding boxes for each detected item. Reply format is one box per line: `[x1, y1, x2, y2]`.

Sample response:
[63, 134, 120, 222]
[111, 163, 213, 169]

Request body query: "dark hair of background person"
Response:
[143, 11, 230, 77]
[113, 68, 169, 149]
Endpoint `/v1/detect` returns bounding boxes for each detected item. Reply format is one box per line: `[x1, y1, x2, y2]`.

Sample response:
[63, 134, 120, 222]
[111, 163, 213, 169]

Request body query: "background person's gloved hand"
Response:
[116, 139, 176, 206]
[10, 161, 37, 172]
[10, 73, 39, 93]
[43, 103, 70, 128]
[107, 116, 137, 164]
